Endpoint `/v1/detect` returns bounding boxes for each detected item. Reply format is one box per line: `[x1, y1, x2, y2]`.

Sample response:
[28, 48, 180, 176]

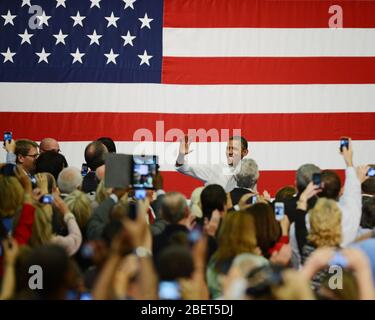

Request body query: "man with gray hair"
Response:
[229, 158, 259, 206]
[152, 192, 192, 258]
[57, 167, 83, 197]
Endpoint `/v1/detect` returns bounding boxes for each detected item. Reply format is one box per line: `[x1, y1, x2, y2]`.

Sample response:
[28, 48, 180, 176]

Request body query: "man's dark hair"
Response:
[362, 178, 375, 196]
[157, 245, 194, 281]
[360, 196, 375, 229]
[201, 184, 227, 220]
[229, 136, 248, 151]
[35, 151, 68, 181]
[320, 170, 342, 200]
[15, 139, 39, 159]
[84, 141, 108, 171]
[97, 137, 116, 153]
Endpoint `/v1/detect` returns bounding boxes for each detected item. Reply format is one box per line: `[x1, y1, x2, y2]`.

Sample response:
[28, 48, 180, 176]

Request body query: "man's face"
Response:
[18, 146, 39, 174]
[226, 139, 248, 167]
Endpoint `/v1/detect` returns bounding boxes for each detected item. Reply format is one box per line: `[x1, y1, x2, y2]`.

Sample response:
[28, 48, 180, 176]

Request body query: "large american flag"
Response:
[0, 0, 374, 196]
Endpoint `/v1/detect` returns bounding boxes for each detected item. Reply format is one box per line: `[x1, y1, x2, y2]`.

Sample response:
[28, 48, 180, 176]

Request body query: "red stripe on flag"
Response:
[1, 112, 374, 142]
[162, 170, 346, 198]
[162, 57, 375, 85]
[164, 0, 375, 28]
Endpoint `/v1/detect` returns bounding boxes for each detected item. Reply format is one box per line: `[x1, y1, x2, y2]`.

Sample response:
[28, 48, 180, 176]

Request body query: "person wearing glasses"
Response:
[39, 137, 61, 154]
[4, 139, 39, 175]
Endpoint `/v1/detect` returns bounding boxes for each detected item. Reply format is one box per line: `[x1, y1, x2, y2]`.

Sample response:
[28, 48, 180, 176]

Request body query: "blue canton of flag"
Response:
[0, 0, 163, 83]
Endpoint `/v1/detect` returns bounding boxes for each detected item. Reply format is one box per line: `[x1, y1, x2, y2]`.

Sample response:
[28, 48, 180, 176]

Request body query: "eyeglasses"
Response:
[25, 153, 39, 159]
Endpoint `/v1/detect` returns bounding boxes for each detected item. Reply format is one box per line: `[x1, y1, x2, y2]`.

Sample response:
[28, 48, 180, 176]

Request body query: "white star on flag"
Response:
[87, 30, 102, 46]
[90, 0, 101, 8]
[18, 29, 34, 45]
[71, 11, 86, 27]
[139, 13, 153, 29]
[35, 48, 51, 64]
[122, 31, 136, 46]
[105, 12, 119, 28]
[21, 0, 32, 7]
[2, 10, 16, 26]
[37, 11, 51, 27]
[1, 48, 16, 63]
[56, 0, 67, 8]
[71, 49, 85, 64]
[123, 0, 136, 10]
[104, 49, 119, 65]
[138, 50, 153, 66]
[53, 30, 68, 45]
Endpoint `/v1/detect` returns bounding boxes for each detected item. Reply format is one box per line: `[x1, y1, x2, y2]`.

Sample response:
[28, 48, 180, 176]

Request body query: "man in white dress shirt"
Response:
[175, 135, 249, 192]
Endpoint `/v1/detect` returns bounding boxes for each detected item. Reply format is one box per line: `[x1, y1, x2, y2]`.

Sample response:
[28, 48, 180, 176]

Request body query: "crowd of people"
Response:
[0, 135, 374, 300]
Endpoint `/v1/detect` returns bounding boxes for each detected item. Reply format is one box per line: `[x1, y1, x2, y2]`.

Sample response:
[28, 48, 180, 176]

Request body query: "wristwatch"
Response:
[134, 246, 152, 258]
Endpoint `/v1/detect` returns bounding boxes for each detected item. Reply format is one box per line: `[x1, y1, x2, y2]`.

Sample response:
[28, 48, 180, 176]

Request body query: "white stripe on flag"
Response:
[0, 83, 374, 113]
[163, 28, 375, 57]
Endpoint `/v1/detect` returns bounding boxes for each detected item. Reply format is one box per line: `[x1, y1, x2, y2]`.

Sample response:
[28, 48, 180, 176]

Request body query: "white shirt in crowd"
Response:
[176, 162, 237, 192]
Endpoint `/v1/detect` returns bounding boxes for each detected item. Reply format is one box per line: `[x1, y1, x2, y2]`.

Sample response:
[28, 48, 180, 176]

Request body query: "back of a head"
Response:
[200, 184, 227, 220]
[246, 203, 280, 257]
[308, 198, 342, 247]
[320, 170, 342, 200]
[360, 196, 375, 230]
[362, 178, 375, 196]
[235, 158, 259, 189]
[296, 164, 321, 193]
[64, 190, 92, 230]
[275, 186, 297, 202]
[57, 167, 83, 194]
[97, 137, 116, 153]
[35, 151, 68, 181]
[161, 192, 187, 224]
[25, 245, 70, 299]
[0, 175, 24, 218]
[215, 212, 258, 267]
[84, 141, 108, 171]
[231, 253, 269, 278]
[39, 138, 60, 153]
[15, 139, 38, 159]
[157, 245, 194, 281]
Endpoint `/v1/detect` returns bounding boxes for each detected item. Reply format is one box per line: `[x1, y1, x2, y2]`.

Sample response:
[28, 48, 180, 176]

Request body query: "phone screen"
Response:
[367, 167, 375, 177]
[132, 155, 158, 189]
[40, 194, 54, 204]
[3, 131, 12, 146]
[340, 138, 349, 152]
[312, 173, 321, 186]
[134, 189, 146, 200]
[159, 281, 181, 300]
[81, 163, 88, 177]
[274, 202, 285, 221]
[246, 195, 257, 205]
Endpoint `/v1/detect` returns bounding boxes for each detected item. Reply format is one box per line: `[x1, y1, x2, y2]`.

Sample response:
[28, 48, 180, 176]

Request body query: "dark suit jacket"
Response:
[82, 172, 99, 194]
[230, 188, 252, 206]
[86, 197, 116, 240]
